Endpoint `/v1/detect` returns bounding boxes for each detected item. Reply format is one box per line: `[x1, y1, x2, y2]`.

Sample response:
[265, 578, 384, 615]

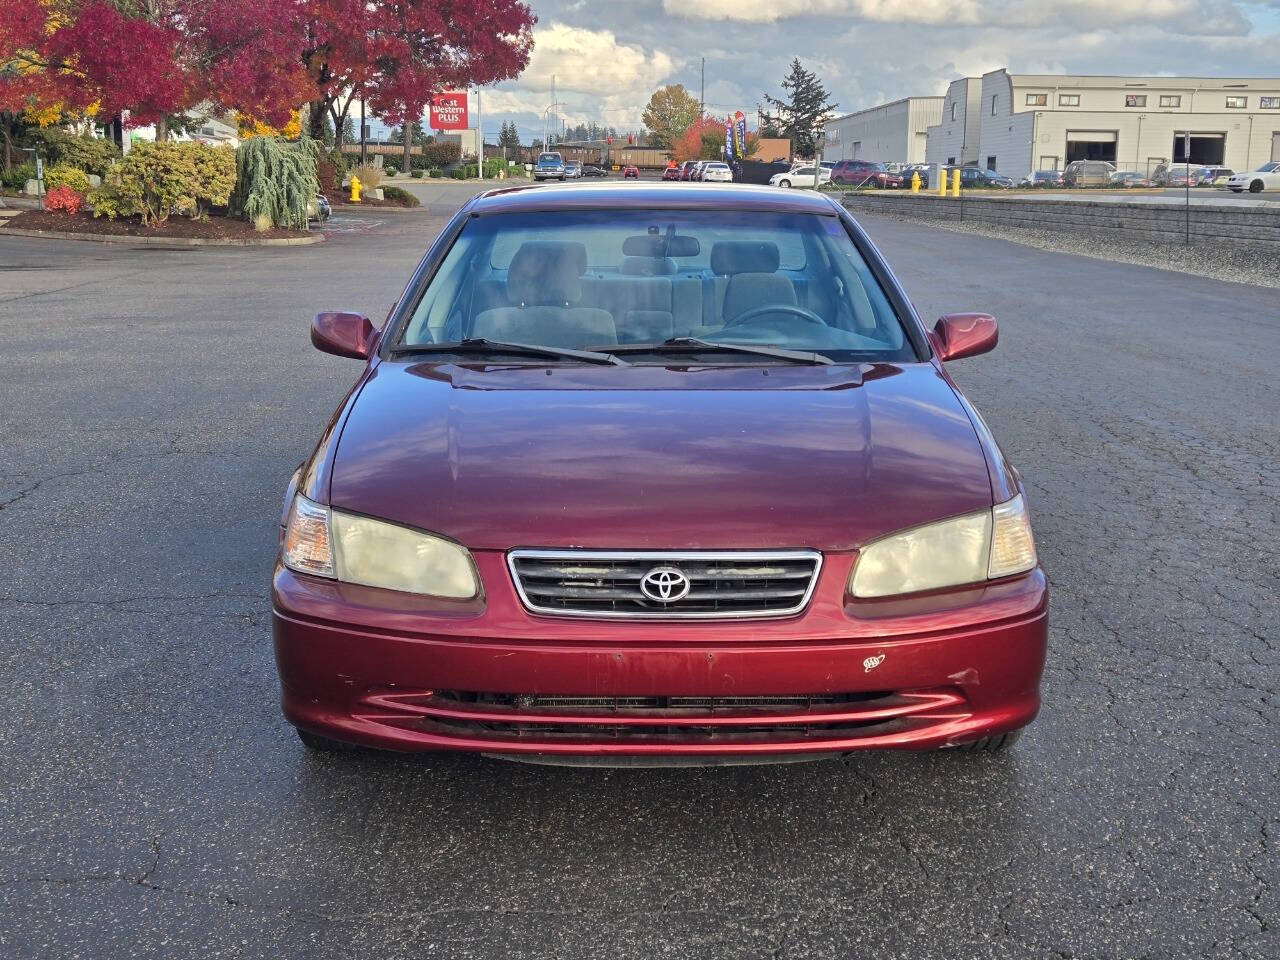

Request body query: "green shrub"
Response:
[450, 168, 465, 180]
[429, 168, 443, 179]
[381, 156, 400, 175]
[88, 167, 143, 220]
[20, 128, 120, 176]
[180, 142, 235, 217]
[410, 168, 424, 179]
[115, 142, 199, 225]
[1, 162, 36, 191]
[382, 186, 420, 207]
[229, 137, 318, 230]
[44, 165, 92, 194]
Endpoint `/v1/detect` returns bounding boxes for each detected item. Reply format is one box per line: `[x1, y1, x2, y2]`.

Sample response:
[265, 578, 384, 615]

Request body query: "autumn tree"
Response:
[641, 84, 700, 149]
[300, 0, 535, 175]
[0, 0, 309, 141]
[759, 59, 837, 159]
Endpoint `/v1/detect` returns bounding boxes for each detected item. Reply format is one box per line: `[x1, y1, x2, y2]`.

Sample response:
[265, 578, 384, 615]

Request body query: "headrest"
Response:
[620, 256, 676, 277]
[506, 241, 588, 305]
[710, 241, 780, 276]
[723, 273, 797, 322]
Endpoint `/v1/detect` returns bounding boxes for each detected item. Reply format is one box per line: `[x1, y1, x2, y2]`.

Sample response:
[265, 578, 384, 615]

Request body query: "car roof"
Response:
[470, 182, 842, 215]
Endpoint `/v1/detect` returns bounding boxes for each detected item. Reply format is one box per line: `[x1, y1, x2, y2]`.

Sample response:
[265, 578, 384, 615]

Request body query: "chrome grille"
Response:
[507, 549, 822, 619]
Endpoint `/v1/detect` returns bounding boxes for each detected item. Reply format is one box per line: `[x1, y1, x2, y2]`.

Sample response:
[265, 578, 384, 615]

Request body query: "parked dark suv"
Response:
[829, 160, 904, 189]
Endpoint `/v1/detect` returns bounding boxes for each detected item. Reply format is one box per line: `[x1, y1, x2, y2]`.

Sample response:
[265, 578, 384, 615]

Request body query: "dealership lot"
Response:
[0, 190, 1275, 958]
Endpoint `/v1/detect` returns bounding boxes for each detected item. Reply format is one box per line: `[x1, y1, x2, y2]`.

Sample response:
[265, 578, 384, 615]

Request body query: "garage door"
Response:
[1066, 131, 1117, 163]
[1173, 132, 1225, 165]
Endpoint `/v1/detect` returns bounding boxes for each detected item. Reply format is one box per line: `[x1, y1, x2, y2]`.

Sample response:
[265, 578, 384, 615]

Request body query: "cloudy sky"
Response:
[469, 0, 1280, 143]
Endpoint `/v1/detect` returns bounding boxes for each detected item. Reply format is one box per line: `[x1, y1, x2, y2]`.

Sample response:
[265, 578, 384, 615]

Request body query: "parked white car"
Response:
[701, 162, 733, 183]
[1226, 162, 1280, 194]
[769, 165, 832, 188]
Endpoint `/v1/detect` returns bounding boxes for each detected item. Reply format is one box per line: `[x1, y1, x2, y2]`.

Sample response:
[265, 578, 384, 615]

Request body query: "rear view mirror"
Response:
[932, 313, 998, 362]
[622, 235, 701, 258]
[311, 311, 377, 360]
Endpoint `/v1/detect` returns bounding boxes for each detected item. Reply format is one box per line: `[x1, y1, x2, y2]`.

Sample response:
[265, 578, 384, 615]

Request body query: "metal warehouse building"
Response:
[831, 70, 1280, 180]
[958, 70, 1280, 180]
[821, 97, 943, 164]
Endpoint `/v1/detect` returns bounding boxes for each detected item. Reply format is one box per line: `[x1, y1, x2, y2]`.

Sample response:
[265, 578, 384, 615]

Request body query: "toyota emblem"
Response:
[639, 566, 691, 603]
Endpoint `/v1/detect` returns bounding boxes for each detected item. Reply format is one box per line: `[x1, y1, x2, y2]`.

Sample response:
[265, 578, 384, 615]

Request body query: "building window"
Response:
[1059, 94, 1080, 107]
[990, 95, 998, 116]
[1159, 95, 1181, 108]
[947, 157, 956, 165]
[1026, 94, 1047, 106]
[1225, 96, 1247, 109]
[1125, 95, 1147, 107]
[950, 102, 957, 121]
[1260, 97, 1279, 110]
[986, 155, 997, 170]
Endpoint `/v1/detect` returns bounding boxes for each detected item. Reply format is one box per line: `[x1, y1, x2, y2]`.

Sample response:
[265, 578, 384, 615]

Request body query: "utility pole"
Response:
[700, 58, 705, 122]
[477, 88, 483, 180]
[360, 95, 367, 165]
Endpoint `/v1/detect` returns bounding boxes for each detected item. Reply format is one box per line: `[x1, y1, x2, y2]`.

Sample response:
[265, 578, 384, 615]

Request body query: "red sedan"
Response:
[275, 183, 1047, 764]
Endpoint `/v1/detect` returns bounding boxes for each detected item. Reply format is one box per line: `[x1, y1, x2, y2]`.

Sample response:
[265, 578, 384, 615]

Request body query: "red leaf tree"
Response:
[300, 0, 536, 170]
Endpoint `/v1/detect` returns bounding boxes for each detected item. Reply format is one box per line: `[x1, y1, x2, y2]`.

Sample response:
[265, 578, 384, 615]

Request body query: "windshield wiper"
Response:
[391, 338, 628, 366]
[605, 337, 833, 365]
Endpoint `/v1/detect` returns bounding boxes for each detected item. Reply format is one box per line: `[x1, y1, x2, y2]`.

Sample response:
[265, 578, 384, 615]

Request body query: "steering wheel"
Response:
[725, 303, 828, 328]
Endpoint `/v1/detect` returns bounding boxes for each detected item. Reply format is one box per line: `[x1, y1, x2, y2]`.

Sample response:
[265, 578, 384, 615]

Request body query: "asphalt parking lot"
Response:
[1, 186, 1275, 959]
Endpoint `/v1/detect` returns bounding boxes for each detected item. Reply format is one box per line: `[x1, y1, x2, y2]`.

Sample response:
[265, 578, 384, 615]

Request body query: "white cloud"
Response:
[516, 23, 678, 95]
[662, 0, 1246, 29]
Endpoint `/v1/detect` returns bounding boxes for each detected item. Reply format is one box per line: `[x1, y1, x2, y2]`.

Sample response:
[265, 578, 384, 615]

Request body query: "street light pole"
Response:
[477, 88, 483, 180]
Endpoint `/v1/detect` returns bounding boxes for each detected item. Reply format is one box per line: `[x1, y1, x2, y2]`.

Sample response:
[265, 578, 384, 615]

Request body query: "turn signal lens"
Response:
[988, 494, 1037, 579]
[282, 493, 335, 578]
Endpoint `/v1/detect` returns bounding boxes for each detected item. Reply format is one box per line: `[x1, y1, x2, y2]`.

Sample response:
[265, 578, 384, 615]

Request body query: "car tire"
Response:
[296, 727, 354, 752]
[778, 179, 791, 188]
[955, 728, 1023, 752]
[1248, 180, 1264, 194]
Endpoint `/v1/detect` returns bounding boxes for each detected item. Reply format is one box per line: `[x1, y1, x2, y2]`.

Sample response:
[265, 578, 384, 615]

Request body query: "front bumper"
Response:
[273, 551, 1047, 757]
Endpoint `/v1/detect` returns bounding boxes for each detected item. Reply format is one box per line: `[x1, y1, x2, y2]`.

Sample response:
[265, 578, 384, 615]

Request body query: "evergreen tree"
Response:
[759, 59, 837, 159]
[498, 121, 521, 150]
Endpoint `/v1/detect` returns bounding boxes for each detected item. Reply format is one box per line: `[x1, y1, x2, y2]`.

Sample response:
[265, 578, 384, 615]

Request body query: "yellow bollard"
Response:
[937, 168, 947, 197]
[911, 171, 921, 193]
[349, 175, 362, 203]
[950, 167, 961, 197]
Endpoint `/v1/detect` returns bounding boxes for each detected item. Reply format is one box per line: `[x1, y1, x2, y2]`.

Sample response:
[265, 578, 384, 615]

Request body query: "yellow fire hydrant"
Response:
[349, 174, 362, 203]
[950, 167, 961, 197]
[910, 171, 921, 193]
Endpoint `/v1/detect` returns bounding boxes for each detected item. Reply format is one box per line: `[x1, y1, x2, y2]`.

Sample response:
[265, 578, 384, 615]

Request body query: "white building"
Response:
[944, 70, 1280, 180]
[822, 97, 944, 165]
[924, 78, 982, 168]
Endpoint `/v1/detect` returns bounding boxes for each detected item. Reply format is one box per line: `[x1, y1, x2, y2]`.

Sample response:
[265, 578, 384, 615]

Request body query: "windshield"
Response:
[397, 209, 916, 363]
[538, 154, 561, 164]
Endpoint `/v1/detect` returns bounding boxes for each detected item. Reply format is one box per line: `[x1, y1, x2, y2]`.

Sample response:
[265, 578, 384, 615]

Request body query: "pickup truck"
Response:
[533, 152, 566, 182]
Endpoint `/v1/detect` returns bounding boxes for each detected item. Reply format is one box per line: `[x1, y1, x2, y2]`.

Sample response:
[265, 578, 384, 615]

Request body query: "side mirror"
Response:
[311, 311, 377, 360]
[932, 313, 998, 362]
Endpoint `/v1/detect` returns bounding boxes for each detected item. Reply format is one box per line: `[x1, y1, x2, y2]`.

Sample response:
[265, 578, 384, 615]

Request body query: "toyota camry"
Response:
[274, 182, 1047, 764]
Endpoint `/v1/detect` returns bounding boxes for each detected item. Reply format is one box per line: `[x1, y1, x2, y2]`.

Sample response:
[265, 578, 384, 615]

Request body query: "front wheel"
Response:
[1248, 180, 1264, 194]
[778, 179, 791, 188]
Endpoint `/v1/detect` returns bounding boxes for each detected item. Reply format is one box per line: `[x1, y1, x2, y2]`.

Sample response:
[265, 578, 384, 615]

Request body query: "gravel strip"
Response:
[855, 209, 1280, 289]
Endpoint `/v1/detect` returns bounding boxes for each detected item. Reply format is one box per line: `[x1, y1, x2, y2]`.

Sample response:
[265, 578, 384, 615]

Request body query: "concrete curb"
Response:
[0, 225, 324, 246]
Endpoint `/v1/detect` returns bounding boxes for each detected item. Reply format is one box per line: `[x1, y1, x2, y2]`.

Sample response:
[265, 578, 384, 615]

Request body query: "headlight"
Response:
[282, 493, 478, 598]
[850, 495, 1036, 598]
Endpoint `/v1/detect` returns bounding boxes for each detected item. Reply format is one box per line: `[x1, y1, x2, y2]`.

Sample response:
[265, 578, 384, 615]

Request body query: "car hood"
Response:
[328, 361, 994, 551]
